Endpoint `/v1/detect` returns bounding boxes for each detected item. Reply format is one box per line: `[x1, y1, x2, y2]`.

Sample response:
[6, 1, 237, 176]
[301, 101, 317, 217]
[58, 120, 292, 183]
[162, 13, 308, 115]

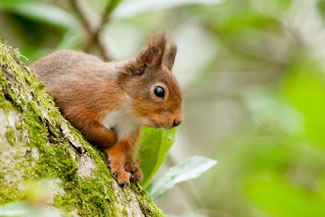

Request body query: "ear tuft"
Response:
[147, 31, 167, 53]
[163, 43, 177, 71]
[136, 31, 167, 69]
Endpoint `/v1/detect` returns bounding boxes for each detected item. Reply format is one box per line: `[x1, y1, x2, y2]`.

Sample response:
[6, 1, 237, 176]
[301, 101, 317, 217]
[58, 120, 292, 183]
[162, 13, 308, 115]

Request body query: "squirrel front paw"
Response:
[109, 164, 131, 188]
[107, 152, 131, 187]
[107, 160, 142, 187]
[125, 161, 143, 182]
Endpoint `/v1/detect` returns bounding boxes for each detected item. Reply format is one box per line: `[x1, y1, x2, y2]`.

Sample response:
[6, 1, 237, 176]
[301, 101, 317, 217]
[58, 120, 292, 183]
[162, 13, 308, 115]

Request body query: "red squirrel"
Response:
[30, 32, 183, 187]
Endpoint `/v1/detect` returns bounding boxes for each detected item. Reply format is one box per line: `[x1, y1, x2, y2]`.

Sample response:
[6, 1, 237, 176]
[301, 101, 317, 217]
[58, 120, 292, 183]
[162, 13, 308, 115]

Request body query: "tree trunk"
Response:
[0, 41, 165, 217]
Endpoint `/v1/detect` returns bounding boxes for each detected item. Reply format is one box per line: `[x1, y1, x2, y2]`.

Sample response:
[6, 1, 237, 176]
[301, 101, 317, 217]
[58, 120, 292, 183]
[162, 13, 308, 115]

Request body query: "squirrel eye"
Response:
[154, 86, 165, 98]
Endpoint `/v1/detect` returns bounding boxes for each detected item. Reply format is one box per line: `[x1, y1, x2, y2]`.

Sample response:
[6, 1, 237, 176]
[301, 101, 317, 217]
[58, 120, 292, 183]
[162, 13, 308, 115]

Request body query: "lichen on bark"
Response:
[0, 40, 165, 217]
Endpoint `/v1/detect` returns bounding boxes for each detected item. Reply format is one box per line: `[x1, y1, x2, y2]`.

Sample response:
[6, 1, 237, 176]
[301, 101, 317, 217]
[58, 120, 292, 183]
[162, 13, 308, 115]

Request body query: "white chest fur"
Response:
[102, 109, 140, 139]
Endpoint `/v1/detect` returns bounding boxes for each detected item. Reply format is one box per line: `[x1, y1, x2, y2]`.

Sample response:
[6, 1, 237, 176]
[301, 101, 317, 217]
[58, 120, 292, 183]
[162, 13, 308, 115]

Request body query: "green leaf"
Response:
[56, 30, 83, 50]
[146, 156, 217, 199]
[19, 46, 50, 63]
[284, 58, 325, 148]
[246, 173, 325, 217]
[137, 127, 176, 187]
[169, 212, 206, 217]
[0, 202, 31, 216]
[0, 0, 78, 29]
[318, 0, 325, 19]
[112, 0, 224, 19]
[0, 201, 61, 217]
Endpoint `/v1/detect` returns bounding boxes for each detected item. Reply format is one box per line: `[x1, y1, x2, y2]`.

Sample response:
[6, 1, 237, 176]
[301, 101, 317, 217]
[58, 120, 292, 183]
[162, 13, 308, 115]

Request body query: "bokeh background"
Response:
[1, 0, 325, 216]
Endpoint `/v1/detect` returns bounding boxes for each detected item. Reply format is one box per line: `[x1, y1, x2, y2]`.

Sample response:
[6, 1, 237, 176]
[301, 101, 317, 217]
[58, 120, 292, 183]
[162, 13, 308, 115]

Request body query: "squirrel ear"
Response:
[163, 43, 177, 71]
[136, 31, 166, 69]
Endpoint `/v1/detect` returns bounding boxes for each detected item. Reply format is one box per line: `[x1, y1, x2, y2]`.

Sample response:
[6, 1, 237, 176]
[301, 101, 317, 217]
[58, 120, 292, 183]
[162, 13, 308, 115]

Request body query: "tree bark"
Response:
[0, 41, 165, 217]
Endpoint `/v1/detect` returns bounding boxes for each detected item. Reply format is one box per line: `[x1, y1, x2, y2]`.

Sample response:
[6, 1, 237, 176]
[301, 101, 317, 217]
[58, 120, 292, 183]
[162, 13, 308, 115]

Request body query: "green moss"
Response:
[5, 126, 16, 146]
[131, 184, 165, 217]
[0, 40, 165, 216]
[122, 207, 129, 216]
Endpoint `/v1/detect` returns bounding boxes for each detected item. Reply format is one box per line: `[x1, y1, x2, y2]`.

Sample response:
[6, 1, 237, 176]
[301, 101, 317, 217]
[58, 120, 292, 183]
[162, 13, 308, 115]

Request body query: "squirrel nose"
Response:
[173, 119, 182, 127]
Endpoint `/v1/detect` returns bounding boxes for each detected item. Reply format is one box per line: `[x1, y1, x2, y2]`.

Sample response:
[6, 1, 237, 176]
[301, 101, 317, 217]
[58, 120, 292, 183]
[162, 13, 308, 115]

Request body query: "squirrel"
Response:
[30, 32, 183, 187]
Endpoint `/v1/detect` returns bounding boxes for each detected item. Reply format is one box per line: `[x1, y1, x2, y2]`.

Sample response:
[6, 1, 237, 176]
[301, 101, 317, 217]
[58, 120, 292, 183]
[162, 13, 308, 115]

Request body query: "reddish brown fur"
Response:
[30, 31, 182, 187]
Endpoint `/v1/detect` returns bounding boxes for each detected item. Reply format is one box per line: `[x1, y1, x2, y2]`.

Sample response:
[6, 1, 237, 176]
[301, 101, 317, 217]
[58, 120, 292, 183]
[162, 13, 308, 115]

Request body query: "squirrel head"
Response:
[119, 31, 183, 129]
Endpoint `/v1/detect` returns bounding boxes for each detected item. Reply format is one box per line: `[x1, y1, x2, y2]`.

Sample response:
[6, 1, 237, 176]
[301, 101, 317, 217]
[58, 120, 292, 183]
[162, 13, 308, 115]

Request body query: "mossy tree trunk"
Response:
[0, 41, 165, 217]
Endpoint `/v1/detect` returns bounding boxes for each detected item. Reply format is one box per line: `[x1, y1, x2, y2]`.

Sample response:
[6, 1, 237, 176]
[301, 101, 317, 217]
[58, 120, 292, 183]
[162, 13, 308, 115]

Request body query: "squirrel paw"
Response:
[131, 167, 143, 182]
[125, 161, 143, 182]
[110, 167, 131, 188]
[108, 156, 131, 188]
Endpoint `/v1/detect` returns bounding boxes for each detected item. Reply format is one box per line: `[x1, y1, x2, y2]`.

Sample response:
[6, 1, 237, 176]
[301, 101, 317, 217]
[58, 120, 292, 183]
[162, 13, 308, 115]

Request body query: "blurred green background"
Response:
[1, 0, 325, 216]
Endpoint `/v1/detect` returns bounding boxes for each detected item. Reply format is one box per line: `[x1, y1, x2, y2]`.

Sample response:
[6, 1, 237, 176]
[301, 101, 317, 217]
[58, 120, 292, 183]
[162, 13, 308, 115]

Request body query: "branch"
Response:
[70, 0, 93, 34]
[70, 0, 120, 61]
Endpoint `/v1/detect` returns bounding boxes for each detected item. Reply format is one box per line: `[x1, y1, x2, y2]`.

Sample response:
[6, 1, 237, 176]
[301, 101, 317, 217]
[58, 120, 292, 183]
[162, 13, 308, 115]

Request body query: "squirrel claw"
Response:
[125, 160, 143, 182]
[131, 167, 137, 174]
[118, 180, 130, 188]
[117, 171, 131, 188]
[125, 161, 140, 173]
[130, 167, 143, 182]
